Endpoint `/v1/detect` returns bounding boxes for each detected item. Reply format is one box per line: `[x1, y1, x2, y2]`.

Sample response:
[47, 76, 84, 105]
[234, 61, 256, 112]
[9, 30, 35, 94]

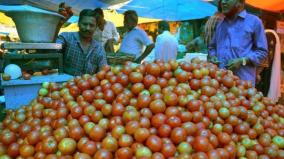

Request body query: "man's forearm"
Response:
[134, 43, 155, 63]
[244, 49, 267, 67]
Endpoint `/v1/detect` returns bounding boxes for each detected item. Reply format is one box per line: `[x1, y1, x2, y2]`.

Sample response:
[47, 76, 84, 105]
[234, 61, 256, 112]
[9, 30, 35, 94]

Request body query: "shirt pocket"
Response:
[230, 26, 252, 55]
[66, 49, 77, 65]
[86, 54, 97, 74]
[64, 49, 72, 64]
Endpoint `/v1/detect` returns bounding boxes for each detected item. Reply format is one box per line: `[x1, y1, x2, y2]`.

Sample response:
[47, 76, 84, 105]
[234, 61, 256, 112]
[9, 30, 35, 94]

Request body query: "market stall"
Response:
[0, 1, 284, 159]
[0, 5, 73, 109]
[0, 58, 284, 158]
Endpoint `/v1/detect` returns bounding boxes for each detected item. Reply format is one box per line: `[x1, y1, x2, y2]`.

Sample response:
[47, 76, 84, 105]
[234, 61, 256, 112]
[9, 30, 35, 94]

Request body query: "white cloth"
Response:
[155, 31, 178, 62]
[266, 29, 281, 102]
[119, 27, 153, 57]
[93, 21, 119, 46]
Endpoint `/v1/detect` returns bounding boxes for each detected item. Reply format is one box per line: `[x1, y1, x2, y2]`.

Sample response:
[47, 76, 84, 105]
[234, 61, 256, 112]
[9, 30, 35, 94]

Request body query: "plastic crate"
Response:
[1, 74, 73, 109]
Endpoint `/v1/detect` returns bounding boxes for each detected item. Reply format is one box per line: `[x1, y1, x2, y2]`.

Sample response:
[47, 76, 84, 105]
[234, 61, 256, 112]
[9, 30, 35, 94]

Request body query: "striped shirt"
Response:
[56, 32, 107, 76]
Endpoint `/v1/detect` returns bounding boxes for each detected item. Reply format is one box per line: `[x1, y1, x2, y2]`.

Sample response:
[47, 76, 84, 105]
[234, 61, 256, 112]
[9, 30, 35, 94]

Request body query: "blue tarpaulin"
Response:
[117, 0, 217, 21]
[0, 5, 63, 16]
[0, 0, 217, 21]
[0, 0, 129, 14]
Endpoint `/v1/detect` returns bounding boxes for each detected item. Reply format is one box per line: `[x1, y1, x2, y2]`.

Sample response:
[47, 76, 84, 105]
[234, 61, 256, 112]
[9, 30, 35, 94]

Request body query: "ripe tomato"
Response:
[193, 136, 211, 152]
[151, 113, 167, 128]
[150, 99, 166, 114]
[118, 134, 134, 147]
[7, 143, 20, 157]
[134, 128, 150, 143]
[42, 137, 57, 154]
[129, 72, 143, 83]
[1, 130, 16, 145]
[101, 136, 118, 152]
[143, 74, 157, 88]
[89, 125, 106, 142]
[58, 138, 77, 155]
[116, 147, 133, 159]
[163, 93, 178, 106]
[146, 63, 161, 77]
[82, 90, 95, 103]
[53, 127, 68, 142]
[166, 116, 182, 128]
[68, 126, 85, 141]
[217, 132, 231, 145]
[146, 135, 163, 152]
[80, 140, 96, 156]
[19, 144, 35, 157]
[170, 127, 187, 144]
[137, 94, 151, 109]
[222, 75, 235, 88]
[161, 143, 176, 158]
[94, 149, 113, 159]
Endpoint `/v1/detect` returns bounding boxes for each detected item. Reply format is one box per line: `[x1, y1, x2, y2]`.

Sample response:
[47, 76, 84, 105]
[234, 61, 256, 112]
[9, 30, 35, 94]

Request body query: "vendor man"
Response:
[56, 9, 107, 76]
[119, 10, 155, 63]
[93, 8, 120, 53]
[208, 0, 267, 86]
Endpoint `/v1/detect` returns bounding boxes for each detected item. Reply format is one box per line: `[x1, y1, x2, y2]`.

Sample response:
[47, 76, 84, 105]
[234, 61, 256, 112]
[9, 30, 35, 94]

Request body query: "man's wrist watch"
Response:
[241, 58, 247, 66]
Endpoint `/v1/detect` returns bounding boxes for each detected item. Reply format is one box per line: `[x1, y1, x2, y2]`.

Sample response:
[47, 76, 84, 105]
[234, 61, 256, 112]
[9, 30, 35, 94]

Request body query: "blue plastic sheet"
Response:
[67, 15, 79, 23]
[0, 4, 61, 16]
[0, 0, 128, 15]
[0, 0, 217, 21]
[117, 0, 217, 21]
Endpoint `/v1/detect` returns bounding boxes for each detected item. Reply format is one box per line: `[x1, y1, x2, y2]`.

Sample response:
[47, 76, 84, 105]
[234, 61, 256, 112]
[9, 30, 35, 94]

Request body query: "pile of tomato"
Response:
[0, 59, 284, 159]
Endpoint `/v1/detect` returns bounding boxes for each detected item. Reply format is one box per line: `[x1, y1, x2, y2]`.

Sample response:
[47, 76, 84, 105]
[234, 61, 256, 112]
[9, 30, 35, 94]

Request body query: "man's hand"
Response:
[186, 42, 194, 52]
[0, 49, 4, 57]
[179, 40, 188, 45]
[256, 74, 261, 84]
[104, 39, 115, 53]
[226, 58, 242, 71]
[134, 43, 155, 64]
[208, 56, 220, 65]
[134, 57, 141, 63]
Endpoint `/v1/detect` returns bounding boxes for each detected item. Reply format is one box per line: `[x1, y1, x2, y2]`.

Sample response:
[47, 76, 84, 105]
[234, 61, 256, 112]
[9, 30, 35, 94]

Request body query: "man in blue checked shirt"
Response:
[57, 9, 107, 76]
[208, 0, 268, 86]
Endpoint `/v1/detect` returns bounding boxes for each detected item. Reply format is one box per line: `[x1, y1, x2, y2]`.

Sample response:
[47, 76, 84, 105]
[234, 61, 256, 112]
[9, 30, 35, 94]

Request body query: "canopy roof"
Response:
[0, 0, 217, 20]
[0, 0, 128, 14]
[67, 10, 160, 27]
[0, 0, 217, 34]
[246, 0, 284, 12]
[0, 5, 160, 28]
[118, 0, 217, 21]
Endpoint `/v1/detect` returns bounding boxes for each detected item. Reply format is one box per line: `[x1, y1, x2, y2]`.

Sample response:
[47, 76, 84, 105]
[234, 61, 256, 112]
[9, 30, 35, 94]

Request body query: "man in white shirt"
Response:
[93, 8, 120, 52]
[119, 10, 155, 63]
[155, 21, 178, 62]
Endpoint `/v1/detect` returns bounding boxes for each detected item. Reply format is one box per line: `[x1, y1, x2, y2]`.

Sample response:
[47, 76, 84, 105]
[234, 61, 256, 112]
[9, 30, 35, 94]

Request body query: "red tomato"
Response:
[58, 138, 77, 155]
